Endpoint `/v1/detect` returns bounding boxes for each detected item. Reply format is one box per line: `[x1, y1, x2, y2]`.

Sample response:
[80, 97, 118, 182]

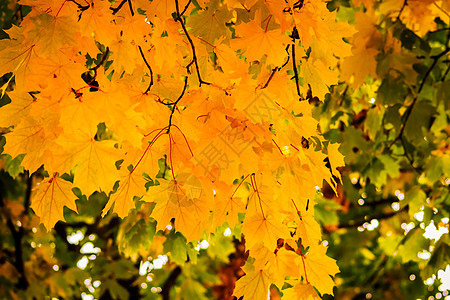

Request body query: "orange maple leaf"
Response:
[31, 173, 77, 230]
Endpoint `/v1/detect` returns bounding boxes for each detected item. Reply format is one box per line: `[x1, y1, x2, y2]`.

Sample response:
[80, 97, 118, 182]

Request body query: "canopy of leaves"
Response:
[0, 0, 448, 299]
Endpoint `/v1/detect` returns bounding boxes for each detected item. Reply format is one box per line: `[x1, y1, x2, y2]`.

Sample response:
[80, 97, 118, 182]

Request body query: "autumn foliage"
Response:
[1, 0, 449, 299]
[0, 0, 351, 297]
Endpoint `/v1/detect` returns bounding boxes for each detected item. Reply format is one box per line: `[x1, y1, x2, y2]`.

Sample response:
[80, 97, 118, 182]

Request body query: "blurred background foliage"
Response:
[0, 0, 449, 299]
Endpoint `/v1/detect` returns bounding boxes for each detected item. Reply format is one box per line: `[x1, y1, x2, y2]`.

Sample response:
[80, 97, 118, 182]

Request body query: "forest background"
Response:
[0, 0, 449, 299]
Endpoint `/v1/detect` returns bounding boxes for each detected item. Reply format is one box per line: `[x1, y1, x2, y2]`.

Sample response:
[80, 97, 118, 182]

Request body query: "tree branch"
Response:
[111, 0, 127, 15]
[180, 0, 192, 16]
[389, 47, 450, 148]
[127, 0, 135, 16]
[291, 38, 302, 99]
[160, 266, 182, 300]
[0, 173, 32, 289]
[395, 0, 407, 22]
[167, 76, 188, 133]
[90, 47, 110, 74]
[262, 48, 290, 89]
[174, 0, 210, 86]
[138, 45, 154, 94]
[338, 206, 408, 229]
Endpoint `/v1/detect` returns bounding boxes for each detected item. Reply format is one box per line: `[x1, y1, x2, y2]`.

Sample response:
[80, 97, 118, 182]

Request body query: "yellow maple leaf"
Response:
[301, 58, 338, 100]
[232, 11, 291, 65]
[25, 12, 78, 57]
[0, 90, 34, 127]
[293, 203, 322, 248]
[78, 0, 117, 45]
[143, 0, 190, 21]
[31, 173, 77, 230]
[212, 180, 247, 228]
[147, 177, 210, 241]
[3, 116, 57, 173]
[233, 263, 273, 300]
[102, 167, 148, 218]
[282, 282, 321, 299]
[187, 0, 233, 44]
[327, 143, 345, 183]
[242, 212, 291, 250]
[53, 131, 121, 196]
[0, 28, 34, 89]
[297, 244, 340, 296]
[272, 247, 301, 286]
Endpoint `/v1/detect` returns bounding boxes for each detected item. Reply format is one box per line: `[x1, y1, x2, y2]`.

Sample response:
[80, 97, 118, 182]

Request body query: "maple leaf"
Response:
[282, 282, 321, 299]
[301, 58, 339, 100]
[298, 244, 340, 296]
[146, 178, 210, 241]
[31, 173, 77, 230]
[242, 212, 291, 250]
[78, 0, 117, 45]
[187, 0, 233, 44]
[212, 180, 247, 228]
[0, 91, 34, 127]
[0, 30, 34, 89]
[233, 263, 273, 300]
[294, 212, 322, 248]
[232, 11, 291, 65]
[143, 0, 190, 21]
[272, 247, 301, 286]
[327, 143, 345, 183]
[24, 12, 78, 57]
[3, 116, 59, 173]
[53, 131, 121, 196]
[102, 168, 148, 218]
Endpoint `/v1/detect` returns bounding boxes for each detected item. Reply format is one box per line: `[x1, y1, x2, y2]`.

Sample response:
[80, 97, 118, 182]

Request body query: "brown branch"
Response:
[69, 0, 90, 11]
[395, 0, 407, 22]
[138, 45, 154, 94]
[338, 206, 408, 229]
[180, 0, 192, 16]
[160, 266, 182, 300]
[22, 170, 32, 215]
[290, 28, 301, 100]
[262, 49, 290, 89]
[442, 64, 450, 81]
[389, 47, 450, 148]
[127, 0, 135, 16]
[111, 0, 127, 14]
[6, 218, 28, 289]
[167, 76, 188, 133]
[400, 136, 421, 173]
[174, 0, 210, 86]
[0, 174, 31, 289]
[90, 47, 110, 73]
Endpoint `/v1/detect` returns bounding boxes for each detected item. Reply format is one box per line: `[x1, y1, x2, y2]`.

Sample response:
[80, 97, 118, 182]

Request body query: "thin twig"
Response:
[174, 0, 210, 86]
[262, 52, 290, 89]
[395, 0, 407, 22]
[338, 206, 408, 229]
[180, 0, 192, 16]
[167, 76, 188, 133]
[111, 0, 127, 14]
[400, 136, 421, 173]
[160, 266, 182, 300]
[90, 47, 110, 73]
[138, 45, 154, 94]
[291, 43, 301, 99]
[127, 0, 135, 16]
[389, 47, 450, 148]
